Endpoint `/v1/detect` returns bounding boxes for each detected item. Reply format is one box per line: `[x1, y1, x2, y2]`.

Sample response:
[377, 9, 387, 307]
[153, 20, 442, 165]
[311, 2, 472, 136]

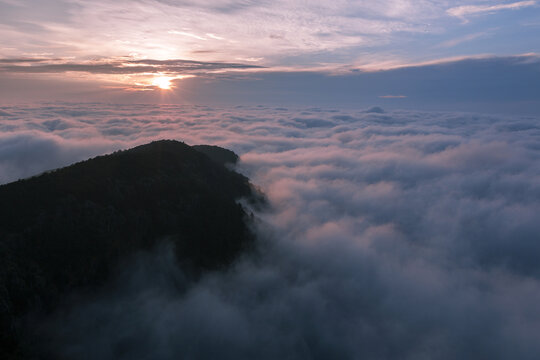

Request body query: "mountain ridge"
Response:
[0, 140, 261, 359]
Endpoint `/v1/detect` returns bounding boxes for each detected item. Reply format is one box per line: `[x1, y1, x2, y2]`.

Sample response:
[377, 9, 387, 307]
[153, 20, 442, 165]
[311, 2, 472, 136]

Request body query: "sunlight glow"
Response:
[152, 76, 173, 90]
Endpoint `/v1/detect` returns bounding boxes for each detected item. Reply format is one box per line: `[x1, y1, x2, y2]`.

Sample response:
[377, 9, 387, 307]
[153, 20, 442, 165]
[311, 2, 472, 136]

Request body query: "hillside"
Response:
[0, 140, 260, 359]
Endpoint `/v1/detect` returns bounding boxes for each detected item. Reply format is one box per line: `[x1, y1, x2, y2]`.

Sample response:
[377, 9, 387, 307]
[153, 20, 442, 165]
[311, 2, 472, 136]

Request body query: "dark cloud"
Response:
[2, 103, 540, 359]
[118, 55, 534, 114]
[0, 63, 157, 74]
[0, 58, 262, 75]
[0, 58, 53, 63]
[148, 0, 264, 14]
[125, 59, 260, 68]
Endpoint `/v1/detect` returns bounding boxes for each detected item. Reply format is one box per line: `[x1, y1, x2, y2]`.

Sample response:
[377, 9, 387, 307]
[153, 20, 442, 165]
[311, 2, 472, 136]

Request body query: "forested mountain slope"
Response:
[0, 140, 260, 359]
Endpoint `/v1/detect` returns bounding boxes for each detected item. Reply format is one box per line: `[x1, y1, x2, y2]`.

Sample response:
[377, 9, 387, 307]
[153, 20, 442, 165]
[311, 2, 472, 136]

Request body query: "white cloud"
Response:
[168, 30, 208, 41]
[1, 0, 538, 74]
[437, 31, 489, 48]
[447, 1, 537, 20]
[0, 0, 449, 66]
[379, 94, 407, 98]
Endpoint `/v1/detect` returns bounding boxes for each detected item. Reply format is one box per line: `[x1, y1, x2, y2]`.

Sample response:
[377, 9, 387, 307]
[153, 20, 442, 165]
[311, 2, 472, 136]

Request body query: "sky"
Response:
[1, 0, 539, 112]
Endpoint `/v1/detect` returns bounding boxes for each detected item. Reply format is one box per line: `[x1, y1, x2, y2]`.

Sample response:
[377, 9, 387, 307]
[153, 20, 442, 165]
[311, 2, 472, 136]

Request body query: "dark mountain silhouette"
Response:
[192, 145, 239, 166]
[0, 140, 262, 359]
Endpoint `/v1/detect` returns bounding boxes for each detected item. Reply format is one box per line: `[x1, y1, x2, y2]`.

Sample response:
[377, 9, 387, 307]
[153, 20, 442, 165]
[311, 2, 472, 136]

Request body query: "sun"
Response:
[152, 76, 173, 90]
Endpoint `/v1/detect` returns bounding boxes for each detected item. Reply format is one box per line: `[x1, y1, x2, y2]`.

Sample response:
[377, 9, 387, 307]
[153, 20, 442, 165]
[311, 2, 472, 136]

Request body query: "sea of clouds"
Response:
[2, 103, 540, 359]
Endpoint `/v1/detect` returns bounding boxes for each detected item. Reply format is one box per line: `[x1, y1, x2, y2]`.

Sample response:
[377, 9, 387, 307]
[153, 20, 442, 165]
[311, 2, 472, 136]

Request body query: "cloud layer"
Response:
[2, 103, 540, 359]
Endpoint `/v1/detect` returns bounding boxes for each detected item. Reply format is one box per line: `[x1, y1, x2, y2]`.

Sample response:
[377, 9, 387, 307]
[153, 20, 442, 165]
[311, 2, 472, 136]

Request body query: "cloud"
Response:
[378, 95, 407, 98]
[3, 103, 540, 358]
[168, 30, 208, 40]
[437, 31, 489, 48]
[1, 0, 539, 82]
[355, 53, 540, 72]
[0, 58, 263, 75]
[0, 131, 117, 183]
[0, 0, 459, 71]
[163, 54, 540, 114]
[0, 58, 53, 63]
[447, 1, 537, 20]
